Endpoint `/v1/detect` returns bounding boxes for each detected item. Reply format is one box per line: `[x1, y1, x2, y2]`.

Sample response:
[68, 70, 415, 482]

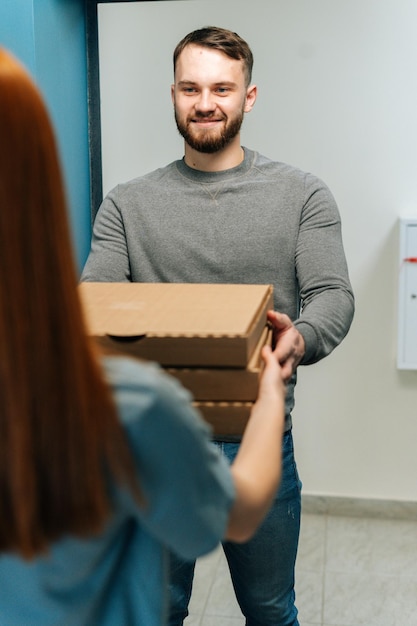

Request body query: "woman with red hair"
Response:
[0, 48, 285, 625]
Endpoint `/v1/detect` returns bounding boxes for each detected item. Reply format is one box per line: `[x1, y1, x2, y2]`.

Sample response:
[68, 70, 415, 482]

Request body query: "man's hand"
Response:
[267, 311, 305, 382]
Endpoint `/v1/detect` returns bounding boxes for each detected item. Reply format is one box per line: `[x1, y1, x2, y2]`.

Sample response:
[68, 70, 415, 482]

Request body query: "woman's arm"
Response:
[225, 344, 286, 542]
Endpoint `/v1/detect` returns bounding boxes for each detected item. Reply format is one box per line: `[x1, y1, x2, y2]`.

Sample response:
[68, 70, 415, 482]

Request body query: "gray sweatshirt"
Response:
[82, 148, 354, 431]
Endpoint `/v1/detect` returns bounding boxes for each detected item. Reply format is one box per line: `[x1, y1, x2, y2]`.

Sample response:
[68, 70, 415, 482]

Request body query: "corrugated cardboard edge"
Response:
[243, 285, 274, 363]
[194, 402, 253, 437]
[165, 326, 272, 401]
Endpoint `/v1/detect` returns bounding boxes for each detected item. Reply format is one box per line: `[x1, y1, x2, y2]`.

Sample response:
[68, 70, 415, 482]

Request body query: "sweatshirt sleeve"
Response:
[293, 173, 355, 365]
[81, 187, 131, 282]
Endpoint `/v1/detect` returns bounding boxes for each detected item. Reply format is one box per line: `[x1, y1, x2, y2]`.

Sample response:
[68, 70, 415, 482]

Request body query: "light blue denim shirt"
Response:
[0, 356, 235, 625]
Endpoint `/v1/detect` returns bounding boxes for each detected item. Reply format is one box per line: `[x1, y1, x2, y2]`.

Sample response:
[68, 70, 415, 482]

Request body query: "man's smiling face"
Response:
[171, 44, 250, 154]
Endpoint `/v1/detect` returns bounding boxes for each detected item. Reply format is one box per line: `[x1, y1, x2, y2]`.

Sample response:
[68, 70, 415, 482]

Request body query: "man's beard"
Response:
[174, 109, 244, 154]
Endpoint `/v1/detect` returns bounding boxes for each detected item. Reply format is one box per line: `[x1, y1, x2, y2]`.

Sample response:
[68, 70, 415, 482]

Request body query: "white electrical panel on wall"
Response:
[397, 218, 417, 369]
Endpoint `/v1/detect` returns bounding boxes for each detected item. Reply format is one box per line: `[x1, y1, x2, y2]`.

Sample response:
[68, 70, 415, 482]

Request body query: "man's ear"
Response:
[171, 84, 175, 105]
[244, 84, 257, 113]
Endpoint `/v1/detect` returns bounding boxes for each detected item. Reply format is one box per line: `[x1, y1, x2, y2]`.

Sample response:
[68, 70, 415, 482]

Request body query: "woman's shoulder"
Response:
[100, 354, 208, 435]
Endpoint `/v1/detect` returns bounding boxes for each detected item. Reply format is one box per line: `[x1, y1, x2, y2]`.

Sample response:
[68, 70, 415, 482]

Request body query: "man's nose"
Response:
[195, 89, 216, 113]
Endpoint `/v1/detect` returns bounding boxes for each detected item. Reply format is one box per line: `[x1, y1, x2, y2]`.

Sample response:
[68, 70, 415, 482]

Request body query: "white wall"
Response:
[98, 0, 417, 501]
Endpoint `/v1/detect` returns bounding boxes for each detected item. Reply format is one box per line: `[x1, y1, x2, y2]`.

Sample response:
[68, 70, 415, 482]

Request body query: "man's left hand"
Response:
[267, 310, 305, 382]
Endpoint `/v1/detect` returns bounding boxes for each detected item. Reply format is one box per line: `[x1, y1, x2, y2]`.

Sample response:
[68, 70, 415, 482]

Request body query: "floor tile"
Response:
[186, 512, 417, 626]
[297, 513, 327, 571]
[323, 570, 417, 626]
[294, 513, 326, 623]
[326, 516, 417, 579]
[188, 547, 223, 617]
[295, 568, 323, 624]
[203, 550, 243, 618]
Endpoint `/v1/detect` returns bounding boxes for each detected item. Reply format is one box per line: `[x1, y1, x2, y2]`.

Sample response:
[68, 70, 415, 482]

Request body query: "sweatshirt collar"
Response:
[175, 147, 255, 183]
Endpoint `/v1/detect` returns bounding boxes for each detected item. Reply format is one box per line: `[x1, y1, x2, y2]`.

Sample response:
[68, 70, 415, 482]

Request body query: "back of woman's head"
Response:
[0, 49, 136, 559]
[0, 50, 70, 301]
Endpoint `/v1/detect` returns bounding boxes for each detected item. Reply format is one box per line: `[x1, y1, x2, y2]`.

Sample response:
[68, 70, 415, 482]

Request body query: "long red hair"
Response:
[0, 49, 138, 559]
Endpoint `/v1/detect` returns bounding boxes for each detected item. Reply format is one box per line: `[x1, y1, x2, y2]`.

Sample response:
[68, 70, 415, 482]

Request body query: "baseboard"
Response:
[302, 494, 417, 521]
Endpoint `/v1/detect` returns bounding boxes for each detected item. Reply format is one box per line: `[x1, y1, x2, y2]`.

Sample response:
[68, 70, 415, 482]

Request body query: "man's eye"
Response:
[216, 88, 229, 94]
[183, 87, 197, 94]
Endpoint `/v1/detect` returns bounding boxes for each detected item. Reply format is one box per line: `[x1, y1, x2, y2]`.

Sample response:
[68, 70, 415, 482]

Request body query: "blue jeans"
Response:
[168, 429, 302, 626]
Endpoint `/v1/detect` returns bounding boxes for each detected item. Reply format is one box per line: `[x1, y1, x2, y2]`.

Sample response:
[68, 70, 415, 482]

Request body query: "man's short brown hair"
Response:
[173, 26, 254, 86]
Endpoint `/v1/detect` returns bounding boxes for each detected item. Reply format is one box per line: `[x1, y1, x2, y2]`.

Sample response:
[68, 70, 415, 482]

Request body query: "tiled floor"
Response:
[185, 512, 417, 626]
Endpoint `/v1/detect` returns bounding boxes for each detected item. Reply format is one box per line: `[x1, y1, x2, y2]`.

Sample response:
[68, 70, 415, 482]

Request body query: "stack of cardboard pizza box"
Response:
[79, 282, 274, 437]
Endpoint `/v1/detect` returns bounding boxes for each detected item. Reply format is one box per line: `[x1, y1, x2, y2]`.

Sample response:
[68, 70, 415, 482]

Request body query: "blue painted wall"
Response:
[0, 0, 91, 273]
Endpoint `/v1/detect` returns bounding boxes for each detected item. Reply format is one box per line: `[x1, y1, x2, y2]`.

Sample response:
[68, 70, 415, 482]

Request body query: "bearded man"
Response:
[82, 26, 354, 626]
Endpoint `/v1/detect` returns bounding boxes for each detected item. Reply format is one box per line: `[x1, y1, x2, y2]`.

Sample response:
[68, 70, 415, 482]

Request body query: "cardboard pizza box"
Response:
[79, 282, 274, 367]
